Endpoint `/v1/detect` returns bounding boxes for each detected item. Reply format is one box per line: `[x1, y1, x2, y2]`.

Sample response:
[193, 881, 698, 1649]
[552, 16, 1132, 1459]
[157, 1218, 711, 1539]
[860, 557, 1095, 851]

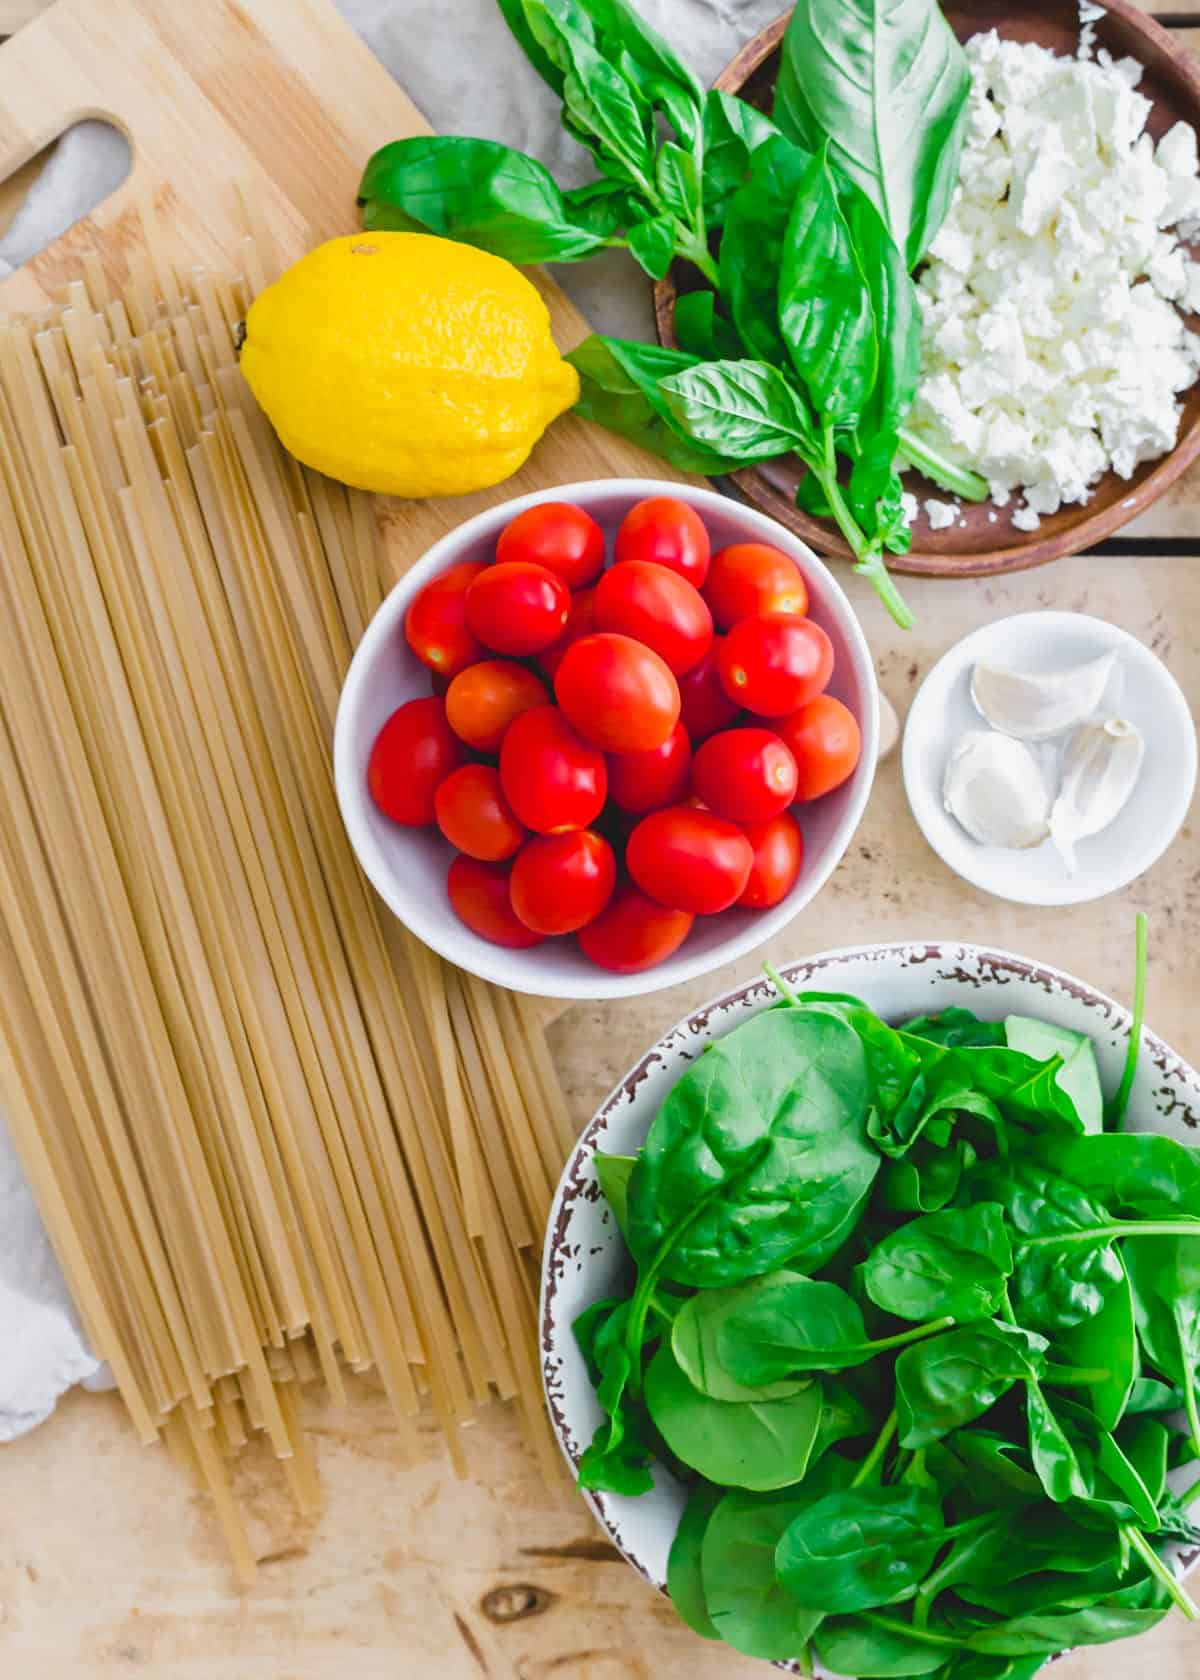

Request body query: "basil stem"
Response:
[897, 424, 989, 502]
[813, 422, 916, 629]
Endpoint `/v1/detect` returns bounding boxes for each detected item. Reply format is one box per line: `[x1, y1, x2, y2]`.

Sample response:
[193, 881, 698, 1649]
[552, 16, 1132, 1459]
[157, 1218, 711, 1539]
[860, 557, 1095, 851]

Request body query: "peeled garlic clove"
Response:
[971, 652, 1119, 740]
[943, 730, 1051, 848]
[1049, 717, 1144, 875]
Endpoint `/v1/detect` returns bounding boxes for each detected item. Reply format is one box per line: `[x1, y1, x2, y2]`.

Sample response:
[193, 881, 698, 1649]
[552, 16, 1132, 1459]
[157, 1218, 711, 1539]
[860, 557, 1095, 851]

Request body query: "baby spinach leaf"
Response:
[626, 211, 676, 279]
[933, 1430, 1043, 1505]
[672, 1281, 810, 1403]
[574, 1297, 656, 1495]
[719, 135, 812, 366]
[963, 1579, 1169, 1654]
[358, 136, 612, 262]
[777, 1484, 946, 1613]
[1125, 1234, 1200, 1456]
[773, 0, 971, 269]
[1125, 1377, 1184, 1414]
[1119, 1415, 1170, 1506]
[816, 1614, 955, 1676]
[896, 1322, 1048, 1449]
[814, 1376, 876, 1460]
[1030, 1131, 1200, 1222]
[778, 143, 877, 427]
[913, 1509, 1015, 1624]
[627, 1008, 877, 1289]
[955, 1559, 1132, 1618]
[673, 291, 742, 361]
[1003, 1018, 1103, 1136]
[643, 1342, 823, 1490]
[594, 1153, 635, 1240]
[1026, 1379, 1091, 1505]
[877, 1140, 977, 1217]
[701, 89, 781, 227]
[862, 1204, 1013, 1324]
[701, 1483, 840, 1659]
[1028, 1391, 1159, 1528]
[573, 1294, 628, 1386]
[667, 1482, 722, 1640]
[659, 358, 818, 463]
[1055, 1259, 1137, 1431]
[899, 1010, 1007, 1051]
[567, 335, 745, 475]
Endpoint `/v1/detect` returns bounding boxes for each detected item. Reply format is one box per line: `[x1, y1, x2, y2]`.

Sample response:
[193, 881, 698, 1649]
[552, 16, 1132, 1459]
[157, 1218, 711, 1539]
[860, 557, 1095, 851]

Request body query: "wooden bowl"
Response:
[653, 0, 1200, 577]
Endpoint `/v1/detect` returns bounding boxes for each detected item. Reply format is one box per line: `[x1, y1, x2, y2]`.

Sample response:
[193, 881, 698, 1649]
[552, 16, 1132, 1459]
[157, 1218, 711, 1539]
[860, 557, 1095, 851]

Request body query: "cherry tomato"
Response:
[718, 613, 834, 717]
[447, 855, 543, 948]
[405, 559, 487, 678]
[510, 830, 616, 935]
[691, 727, 798, 823]
[613, 497, 711, 588]
[445, 659, 547, 753]
[626, 806, 753, 915]
[367, 697, 464, 826]
[465, 561, 570, 656]
[703, 543, 809, 630]
[594, 560, 712, 676]
[677, 638, 741, 741]
[577, 881, 694, 973]
[496, 501, 605, 590]
[499, 705, 607, 833]
[538, 586, 597, 681]
[554, 632, 680, 753]
[738, 812, 805, 909]
[776, 694, 863, 802]
[607, 721, 692, 815]
[434, 764, 525, 861]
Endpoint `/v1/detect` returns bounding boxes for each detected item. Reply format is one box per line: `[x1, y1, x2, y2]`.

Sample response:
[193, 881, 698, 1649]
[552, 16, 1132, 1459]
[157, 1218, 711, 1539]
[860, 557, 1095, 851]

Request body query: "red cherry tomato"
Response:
[613, 497, 711, 588]
[703, 543, 809, 630]
[776, 694, 863, 802]
[509, 830, 616, 935]
[538, 586, 597, 681]
[367, 697, 464, 826]
[447, 855, 543, 948]
[444, 659, 546, 753]
[738, 812, 805, 909]
[405, 559, 487, 678]
[607, 721, 692, 815]
[718, 613, 834, 717]
[499, 705, 607, 834]
[554, 632, 680, 753]
[577, 881, 694, 973]
[677, 638, 741, 741]
[594, 560, 713, 677]
[496, 501, 605, 590]
[434, 764, 525, 861]
[465, 561, 570, 656]
[691, 727, 798, 823]
[626, 806, 753, 915]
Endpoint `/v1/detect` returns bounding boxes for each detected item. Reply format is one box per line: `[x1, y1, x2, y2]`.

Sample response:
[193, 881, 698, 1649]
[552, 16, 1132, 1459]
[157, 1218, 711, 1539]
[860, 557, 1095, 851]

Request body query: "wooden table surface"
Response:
[1, 3, 1200, 1677]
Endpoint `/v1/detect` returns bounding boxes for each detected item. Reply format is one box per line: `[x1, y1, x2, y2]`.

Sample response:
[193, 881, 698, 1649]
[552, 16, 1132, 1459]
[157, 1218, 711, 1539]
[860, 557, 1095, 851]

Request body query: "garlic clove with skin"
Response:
[971, 652, 1119, 741]
[1049, 717, 1145, 875]
[943, 731, 1051, 849]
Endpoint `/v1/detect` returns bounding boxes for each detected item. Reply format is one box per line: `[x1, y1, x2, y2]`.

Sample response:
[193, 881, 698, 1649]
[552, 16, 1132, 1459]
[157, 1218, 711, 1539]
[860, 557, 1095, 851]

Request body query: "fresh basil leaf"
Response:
[795, 469, 834, 519]
[778, 143, 878, 426]
[358, 136, 611, 262]
[567, 334, 744, 475]
[777, 1484, 946, 1613]
[626, 211, 677, 279]
[659, 359, 818, 465]
[673, 290, 742, 361]
[719, 135, 812, 365]
[861, 1204, 1013, 1324]
[773, 0, 971, 268]
[573, 0, 703, 129]
[644, 1342, 824, 1490]
[594, 1152, 636, 1240]
[1003, 1017, 1104, 1136]
[672, 1282, 810, 1403]
[701, 1482, 840, 1658]
[667, 1483, 722, 1640]
[497, 0, 570, 92]
[655, 141, 700, 221]
[701, 89, 781, 227]
[896, 1321, 1048, 1449]
[524, 3, 656, 191]
[562, 177, 634, 235]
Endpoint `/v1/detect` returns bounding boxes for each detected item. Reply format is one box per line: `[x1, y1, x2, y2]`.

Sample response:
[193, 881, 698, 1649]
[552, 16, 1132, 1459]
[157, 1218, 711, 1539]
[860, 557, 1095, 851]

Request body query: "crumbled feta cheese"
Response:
[900, 491, 920, 528]
[1078, 0, 1105, 62]
[924, 498, 959, 530]
[907, 32, 1200, 525]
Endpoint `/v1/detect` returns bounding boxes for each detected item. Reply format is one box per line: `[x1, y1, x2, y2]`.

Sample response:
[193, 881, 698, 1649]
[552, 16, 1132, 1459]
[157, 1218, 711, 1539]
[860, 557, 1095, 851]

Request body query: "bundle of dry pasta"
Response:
[0, 216, 574, 1581]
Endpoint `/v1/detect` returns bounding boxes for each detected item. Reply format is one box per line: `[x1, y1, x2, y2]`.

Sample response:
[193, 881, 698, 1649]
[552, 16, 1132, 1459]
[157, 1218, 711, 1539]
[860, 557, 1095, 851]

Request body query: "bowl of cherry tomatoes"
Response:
[334, 480, 878, 999]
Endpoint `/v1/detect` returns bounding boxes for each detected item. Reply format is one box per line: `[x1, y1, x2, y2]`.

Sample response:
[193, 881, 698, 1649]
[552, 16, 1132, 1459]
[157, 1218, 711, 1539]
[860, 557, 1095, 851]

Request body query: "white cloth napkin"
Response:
[0, 0, 783, 1438]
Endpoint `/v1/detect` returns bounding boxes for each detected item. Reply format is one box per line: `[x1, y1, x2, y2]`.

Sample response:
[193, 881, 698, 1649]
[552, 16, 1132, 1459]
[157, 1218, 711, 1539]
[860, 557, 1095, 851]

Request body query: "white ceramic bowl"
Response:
[540, 941, 1200, 1668]
[335, 479, 879, 1000]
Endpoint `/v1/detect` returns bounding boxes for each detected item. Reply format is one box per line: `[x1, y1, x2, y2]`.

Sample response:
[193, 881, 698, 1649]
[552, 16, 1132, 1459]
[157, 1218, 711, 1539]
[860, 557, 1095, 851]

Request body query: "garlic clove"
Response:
[1049, 717, 1145, 875]
[970, 651, 1119, 740]
[943, 730, 1052, 849]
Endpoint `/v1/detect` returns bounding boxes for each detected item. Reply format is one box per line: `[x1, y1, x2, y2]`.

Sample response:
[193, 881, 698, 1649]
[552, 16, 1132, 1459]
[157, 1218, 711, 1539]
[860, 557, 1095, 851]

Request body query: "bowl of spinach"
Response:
[540, 931, 1200, 1674]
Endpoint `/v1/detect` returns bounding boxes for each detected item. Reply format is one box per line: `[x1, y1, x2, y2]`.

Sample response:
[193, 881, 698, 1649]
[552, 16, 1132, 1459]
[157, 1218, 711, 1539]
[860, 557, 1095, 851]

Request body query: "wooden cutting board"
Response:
[0, 0, 689, 561]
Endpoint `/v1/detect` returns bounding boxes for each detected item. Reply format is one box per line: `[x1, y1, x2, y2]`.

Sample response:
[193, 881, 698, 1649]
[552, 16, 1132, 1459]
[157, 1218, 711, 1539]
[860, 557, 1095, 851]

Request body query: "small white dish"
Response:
[902, 611, 1196, 906]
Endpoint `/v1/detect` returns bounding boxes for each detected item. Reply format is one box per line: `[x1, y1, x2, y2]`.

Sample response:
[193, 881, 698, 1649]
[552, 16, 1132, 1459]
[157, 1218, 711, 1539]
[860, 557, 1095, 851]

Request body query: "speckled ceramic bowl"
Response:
[540, 941, 1200, 1671]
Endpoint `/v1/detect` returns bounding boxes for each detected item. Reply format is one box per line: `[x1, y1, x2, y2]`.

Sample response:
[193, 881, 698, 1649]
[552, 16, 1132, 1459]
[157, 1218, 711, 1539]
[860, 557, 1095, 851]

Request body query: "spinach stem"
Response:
[913, 1511, 1003, 1628]
[814, 425, 915, 630]
[1040, 1364, 1110, 1387]
[1109, 912, 1148, 1131]
[1022, 1221, 1200, 1248]
[861, 1612, 962, 1651]
[765, 961, 801, 1007]
[998, 1286, 1017, 1327]
[1179, 1316, 1200, 1464]
[1174, 1469, 1200, 1507]
[864, 1315, 956, 1355]
[852, 1408, 899, 1487]
[896, 425, 989, 502]
[1125, 1525, 1200, 1621]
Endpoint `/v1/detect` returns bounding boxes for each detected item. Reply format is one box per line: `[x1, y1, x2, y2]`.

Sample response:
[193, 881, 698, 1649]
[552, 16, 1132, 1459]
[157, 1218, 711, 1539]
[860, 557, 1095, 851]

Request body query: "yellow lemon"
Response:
[240, 232, 579, 499]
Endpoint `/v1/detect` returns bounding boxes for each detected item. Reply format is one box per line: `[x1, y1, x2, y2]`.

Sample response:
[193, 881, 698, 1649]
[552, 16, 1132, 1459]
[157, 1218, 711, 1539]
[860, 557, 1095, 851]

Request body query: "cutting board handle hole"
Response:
[0, 116, 130, 275]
